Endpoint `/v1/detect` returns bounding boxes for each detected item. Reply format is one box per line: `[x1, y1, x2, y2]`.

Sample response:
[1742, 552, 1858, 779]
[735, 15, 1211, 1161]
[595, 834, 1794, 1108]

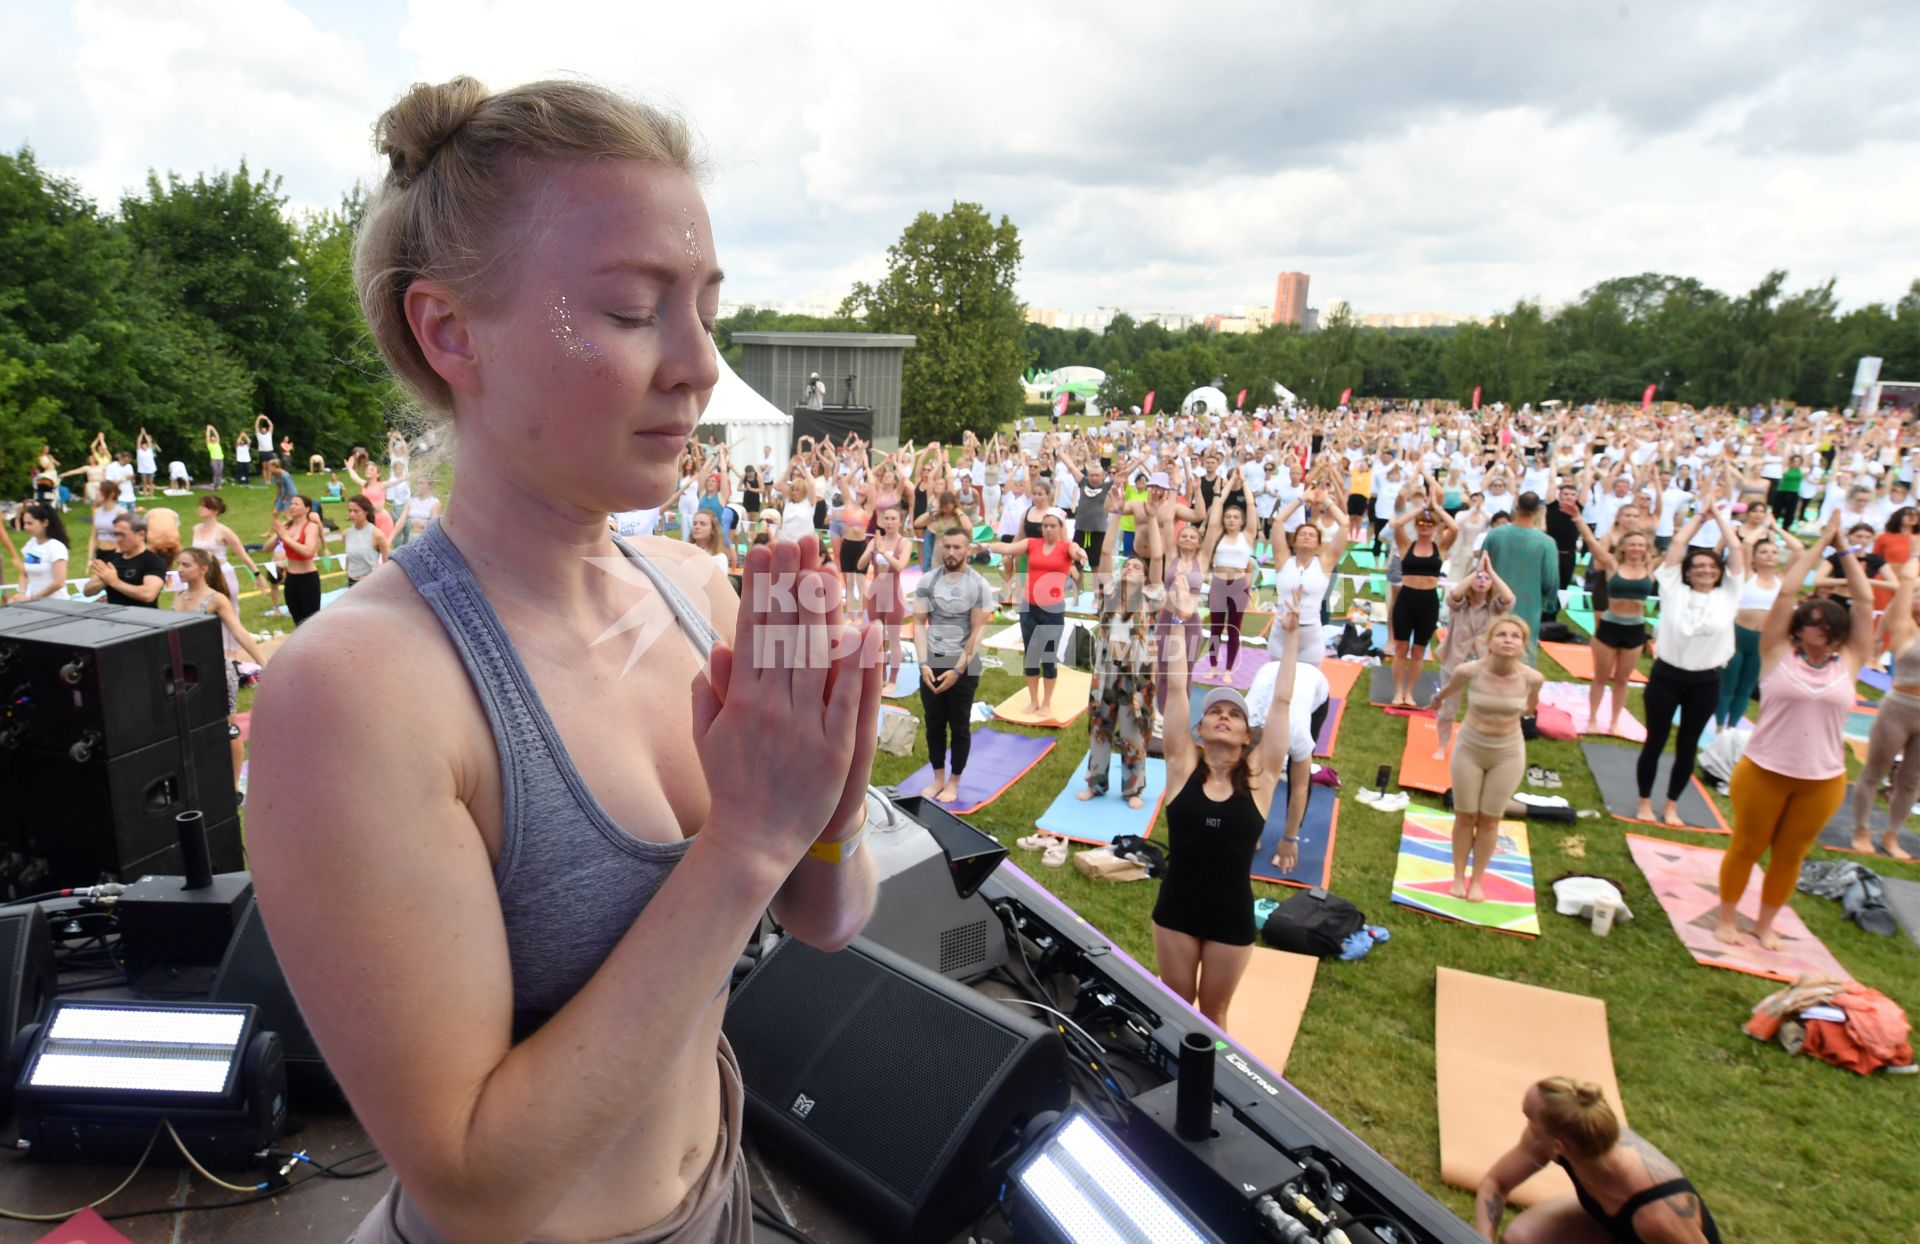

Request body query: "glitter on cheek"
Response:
[546, 293, 605, 363]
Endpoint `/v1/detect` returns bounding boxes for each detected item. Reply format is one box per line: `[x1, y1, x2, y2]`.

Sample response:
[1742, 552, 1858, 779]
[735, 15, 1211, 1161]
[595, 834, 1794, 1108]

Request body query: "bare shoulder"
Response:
[1523, 666, 1546, 689]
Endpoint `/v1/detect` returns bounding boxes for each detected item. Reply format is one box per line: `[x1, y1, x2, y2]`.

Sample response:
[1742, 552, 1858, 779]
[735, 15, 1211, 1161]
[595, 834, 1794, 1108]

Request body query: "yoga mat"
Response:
[983, 622, 1025, 651]
[1344, 548, 1385, 572]
[992, 667, 1093, 728]
[1033, 755, 1169, 845]
[1860, 666, 1893, 694]
[1224, 948, 1319, 1077]
[1398, 714, 1454, 793]
[1817, 785, 1920, 859]
[1314, 697, 1345, 758]
[1249, 782, 1340, 890]
[893, 729, 1056, 815]
[885, 655, 921, 699]
[1392, 810, 1541, 936]
[1320, 659, 1365, 701]
[1580, 741, 1729, 833]
[320, 587, 348, 609]
[1436, 966, 1624, 1207]
[1192, 643, 1271, 691]
[1883, 876, 1920, 949]
[1371, 621, 1390, 651]
[1626, 833, 1853, 983]
[1368, 665, 1441, 706]
[1537, 681, 1646, 742]
[1540, 641, 1648, 685]
[1566, 606, 1596, 636]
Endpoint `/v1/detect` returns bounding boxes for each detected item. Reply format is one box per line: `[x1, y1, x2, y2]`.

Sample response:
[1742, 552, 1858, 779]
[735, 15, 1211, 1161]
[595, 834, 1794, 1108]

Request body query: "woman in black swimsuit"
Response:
[1474, 1076, 1720, 1244]
[1153, 581, 1308, 1026]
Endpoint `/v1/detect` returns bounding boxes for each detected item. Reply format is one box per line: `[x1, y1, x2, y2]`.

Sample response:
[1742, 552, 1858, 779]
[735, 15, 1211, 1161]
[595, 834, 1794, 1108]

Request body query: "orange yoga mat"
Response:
[1540, 641, 1647, 685]
[1435, 966, 1626, 1209]
[1320, 659, 1365, 701]
[1399, 713, 1454, 792]
[1224, 948, 1319, 1078]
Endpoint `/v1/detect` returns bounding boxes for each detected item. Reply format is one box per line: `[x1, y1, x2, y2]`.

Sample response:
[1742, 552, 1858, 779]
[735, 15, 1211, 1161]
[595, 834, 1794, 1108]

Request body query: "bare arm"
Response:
[1161, 574, 1199, 782]
[1471, 1130, 1553, 1240]
[1253, 594, 1304, 778]
[1763, 513, 1837, 665]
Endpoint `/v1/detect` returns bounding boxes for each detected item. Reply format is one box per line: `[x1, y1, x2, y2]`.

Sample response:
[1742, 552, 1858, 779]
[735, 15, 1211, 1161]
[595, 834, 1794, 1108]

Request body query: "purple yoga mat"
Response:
[894, 728, 1057, 815]
[1315, 697, 1343, 753]
[1191, 644, 1270, 692]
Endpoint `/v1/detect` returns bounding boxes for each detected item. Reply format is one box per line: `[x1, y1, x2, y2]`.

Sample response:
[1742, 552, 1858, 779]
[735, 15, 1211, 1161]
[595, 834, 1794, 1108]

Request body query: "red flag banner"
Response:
[1143, 390, 1156, 417]
[1339, 387, 1353, 407]
[1236, 388, 1247, 410]
[1641, 383, 1657, 411]
[1054, 392, 1070, 417]
[1471, 385, 1483, 411]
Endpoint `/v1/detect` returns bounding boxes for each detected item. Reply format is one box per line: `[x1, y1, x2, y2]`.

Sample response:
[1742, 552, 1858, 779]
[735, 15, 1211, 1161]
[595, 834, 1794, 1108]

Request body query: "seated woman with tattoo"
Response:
[1474, 1076, 1720, 1243]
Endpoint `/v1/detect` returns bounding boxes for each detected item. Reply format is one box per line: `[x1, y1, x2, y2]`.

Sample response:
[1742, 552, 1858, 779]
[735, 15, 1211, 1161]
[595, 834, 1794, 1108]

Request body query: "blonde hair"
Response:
[1488, 613, 1532, 647]
[1533, 1076, 1620, 1158]
[354, 76, 700, 416]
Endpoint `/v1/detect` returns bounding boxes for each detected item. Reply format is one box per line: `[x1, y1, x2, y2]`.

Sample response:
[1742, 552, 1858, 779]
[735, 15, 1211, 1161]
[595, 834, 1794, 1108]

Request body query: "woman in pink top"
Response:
[1720, 511, 1875, 951]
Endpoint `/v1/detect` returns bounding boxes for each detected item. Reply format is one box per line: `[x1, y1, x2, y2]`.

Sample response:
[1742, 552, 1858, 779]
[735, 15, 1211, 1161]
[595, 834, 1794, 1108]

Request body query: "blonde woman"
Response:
[247, 77, 878, 1244]
[1430, 615, 1543, 900]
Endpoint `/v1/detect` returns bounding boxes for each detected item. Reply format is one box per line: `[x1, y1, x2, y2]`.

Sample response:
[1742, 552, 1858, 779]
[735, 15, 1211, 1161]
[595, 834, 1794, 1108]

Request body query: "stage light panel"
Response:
[24, 1002, 249, 1095]
[1010, 1109, 1220, 1244]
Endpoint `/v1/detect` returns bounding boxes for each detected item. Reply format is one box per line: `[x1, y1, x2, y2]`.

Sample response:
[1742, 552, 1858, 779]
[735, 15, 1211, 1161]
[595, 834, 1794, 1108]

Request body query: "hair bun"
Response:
[375, 76, 490, 184]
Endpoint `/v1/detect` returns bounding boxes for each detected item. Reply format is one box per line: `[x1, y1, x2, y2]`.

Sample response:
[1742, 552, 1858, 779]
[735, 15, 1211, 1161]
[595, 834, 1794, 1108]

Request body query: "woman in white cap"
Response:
[1152, 586, 1313, 1026]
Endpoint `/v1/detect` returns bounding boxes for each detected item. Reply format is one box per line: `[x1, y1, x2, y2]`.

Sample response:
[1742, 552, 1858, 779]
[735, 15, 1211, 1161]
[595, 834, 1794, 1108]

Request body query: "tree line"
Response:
[1025, 271, 1920, 416]
[9, 145, 1918, 487]
[2, 147, 389, 488]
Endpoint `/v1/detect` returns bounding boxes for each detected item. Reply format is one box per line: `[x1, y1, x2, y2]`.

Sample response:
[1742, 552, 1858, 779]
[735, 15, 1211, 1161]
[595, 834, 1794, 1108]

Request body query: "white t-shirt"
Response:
[611, 509, 660, 538]
[1244, 659, 1332, 760]
[135, 446, 156, 475]
[235, 440, 252, 463]
[22, 537, 69, 599]
[105, 461, 134, 504]
[1653, 562, 1743, 670]
[257, 429, 273, 453]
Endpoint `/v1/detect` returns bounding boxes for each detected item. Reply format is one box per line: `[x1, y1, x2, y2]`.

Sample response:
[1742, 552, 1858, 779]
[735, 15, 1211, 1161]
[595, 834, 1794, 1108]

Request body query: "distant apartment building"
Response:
[1354, 311, 1488, 329]
[1272, 272, 1310, 327]
[1026, 306, 1060, 327]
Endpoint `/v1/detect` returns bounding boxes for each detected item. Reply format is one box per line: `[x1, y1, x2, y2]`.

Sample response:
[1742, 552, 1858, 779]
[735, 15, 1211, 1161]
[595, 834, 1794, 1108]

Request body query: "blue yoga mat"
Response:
[320, 587, 348, 609]
[1035, 756, 1169, 845]
[895, 728, 1056, 815]
[1249, 781, 1338, 889]
[1861, 666, 1893, 694]
[886, 656, 921, 698]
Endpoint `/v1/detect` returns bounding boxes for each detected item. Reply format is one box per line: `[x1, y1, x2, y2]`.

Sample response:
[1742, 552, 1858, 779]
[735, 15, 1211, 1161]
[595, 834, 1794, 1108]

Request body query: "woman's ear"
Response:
[404, 279, 480, 397]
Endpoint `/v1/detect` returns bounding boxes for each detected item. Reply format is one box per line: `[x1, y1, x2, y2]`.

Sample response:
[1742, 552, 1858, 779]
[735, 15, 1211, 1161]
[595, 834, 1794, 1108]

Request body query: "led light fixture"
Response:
[1008, 1108, 1223, 1244]
[13, 1000, 287, 1168]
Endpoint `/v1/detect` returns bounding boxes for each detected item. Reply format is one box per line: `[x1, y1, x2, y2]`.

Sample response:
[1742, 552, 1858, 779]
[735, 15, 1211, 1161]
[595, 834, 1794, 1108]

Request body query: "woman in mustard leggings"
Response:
[1431, 615, 1543, 901]
[1851, 542, 1920, 859]
[1721, 512, 1875, 951]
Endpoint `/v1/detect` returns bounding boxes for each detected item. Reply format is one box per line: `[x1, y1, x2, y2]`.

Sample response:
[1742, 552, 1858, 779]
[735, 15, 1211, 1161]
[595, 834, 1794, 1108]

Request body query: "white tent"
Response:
[1273, 382, 1299, 407]
[699, 345, 792, 472]
[1181, 385, 1229, 416]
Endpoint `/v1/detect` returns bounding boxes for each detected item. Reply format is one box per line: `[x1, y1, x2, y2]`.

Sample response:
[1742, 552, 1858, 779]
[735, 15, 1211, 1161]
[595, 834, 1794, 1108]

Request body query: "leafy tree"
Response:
[842, 202, 1025, 443]
[291, 193, 395, 456]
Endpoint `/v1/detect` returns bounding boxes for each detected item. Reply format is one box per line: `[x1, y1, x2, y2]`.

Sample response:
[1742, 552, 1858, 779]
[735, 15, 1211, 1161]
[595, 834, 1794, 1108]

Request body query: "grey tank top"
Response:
[393, 522, 720, 1039]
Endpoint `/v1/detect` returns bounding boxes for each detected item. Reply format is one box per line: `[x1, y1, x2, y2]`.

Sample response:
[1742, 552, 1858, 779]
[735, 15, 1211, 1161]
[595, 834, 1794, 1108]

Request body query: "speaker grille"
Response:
[937, 920, 989, 976]
[0, 914, 23, 1035]
[730, 942, 1023, 1202]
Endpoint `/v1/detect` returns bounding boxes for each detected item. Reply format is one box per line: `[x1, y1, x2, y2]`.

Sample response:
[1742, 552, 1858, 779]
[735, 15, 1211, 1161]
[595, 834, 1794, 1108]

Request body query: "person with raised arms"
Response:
[1430, 614, 1543, 899]
[246, 77, 881, 1244]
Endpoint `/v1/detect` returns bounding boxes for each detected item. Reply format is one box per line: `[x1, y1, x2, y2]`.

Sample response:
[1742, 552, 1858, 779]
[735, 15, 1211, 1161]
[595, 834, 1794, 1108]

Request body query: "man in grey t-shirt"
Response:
[911, 527, 996, 803]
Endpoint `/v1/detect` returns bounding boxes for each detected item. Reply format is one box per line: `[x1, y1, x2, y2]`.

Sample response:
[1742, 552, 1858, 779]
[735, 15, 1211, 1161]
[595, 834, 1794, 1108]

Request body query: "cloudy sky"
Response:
[5, 0, 1917, 320]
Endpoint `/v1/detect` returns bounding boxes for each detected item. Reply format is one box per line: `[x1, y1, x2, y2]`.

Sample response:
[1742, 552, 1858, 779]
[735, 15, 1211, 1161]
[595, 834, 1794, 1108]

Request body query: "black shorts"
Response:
[839, 538, 867, 574]
[1390, 586, 1440, 647]
[1346, 493, 1369, 518]
[1594, 617, 1648, 650]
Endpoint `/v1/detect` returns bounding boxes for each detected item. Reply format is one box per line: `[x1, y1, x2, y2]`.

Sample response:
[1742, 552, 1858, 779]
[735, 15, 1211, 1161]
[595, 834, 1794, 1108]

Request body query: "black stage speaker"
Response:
[0, 904, 56, 1087]
[0, 599, 225, 756]
[3, 717, 238, 884]
[211, 896, 329, 1085]
[725, 936, 1068, 1243]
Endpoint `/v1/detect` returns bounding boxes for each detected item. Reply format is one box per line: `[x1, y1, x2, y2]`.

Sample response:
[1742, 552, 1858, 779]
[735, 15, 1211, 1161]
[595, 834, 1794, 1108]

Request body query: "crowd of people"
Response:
[11, 71, 1901, 1242]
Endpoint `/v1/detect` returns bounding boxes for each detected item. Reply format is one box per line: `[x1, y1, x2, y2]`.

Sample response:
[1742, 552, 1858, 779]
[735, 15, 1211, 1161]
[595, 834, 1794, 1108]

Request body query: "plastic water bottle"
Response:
[1590, 896, 1618, 936]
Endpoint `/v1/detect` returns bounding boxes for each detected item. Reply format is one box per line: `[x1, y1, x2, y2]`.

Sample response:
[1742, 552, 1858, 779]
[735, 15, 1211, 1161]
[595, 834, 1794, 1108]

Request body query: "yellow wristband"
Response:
[806, 820, 867, 864]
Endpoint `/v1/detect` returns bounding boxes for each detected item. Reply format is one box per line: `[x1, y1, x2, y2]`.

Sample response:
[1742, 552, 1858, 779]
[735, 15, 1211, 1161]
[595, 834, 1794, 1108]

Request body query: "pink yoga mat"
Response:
[1627, 833, 1853, 984]
[1538, 681, 1645, 742]
[1191, 644, 1271, 691]
[895, 728, 1057, 815]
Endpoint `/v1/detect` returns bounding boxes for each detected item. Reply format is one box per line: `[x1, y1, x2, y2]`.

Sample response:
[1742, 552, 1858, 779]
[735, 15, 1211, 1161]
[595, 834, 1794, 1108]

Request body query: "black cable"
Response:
[100, 1148, 385, 1223]
[749, 1194, 824, 1244]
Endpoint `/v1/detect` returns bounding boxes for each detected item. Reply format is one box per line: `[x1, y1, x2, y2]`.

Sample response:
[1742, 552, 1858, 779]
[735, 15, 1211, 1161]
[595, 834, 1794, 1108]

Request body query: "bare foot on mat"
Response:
[1449, 878, 1468, 899]
[1661, 804, 1687, 828]
[1713, 919, 1743, 946]
[1127, 795, 1144, 810]
[1885, 836, 1914, 861]
[1635, 799, 1657, 822]
[1755, 927, 1786, 952]
[1466, 879, 1485, 902]
[1075, 788, 1096, 801]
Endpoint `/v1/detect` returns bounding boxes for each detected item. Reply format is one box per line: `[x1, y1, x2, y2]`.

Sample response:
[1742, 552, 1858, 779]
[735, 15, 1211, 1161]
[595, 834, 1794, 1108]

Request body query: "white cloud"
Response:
[2, 0, 1916, 317]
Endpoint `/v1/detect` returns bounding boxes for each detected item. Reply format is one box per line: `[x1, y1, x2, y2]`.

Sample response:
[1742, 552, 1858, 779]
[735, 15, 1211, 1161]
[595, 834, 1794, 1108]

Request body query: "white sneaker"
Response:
[1373, 792, 1411, 813]
[1355, 788, 1384, 807]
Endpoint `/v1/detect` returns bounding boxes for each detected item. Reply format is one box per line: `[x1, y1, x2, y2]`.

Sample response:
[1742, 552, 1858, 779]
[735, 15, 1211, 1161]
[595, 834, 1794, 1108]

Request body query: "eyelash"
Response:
[612, 312, 719, 335]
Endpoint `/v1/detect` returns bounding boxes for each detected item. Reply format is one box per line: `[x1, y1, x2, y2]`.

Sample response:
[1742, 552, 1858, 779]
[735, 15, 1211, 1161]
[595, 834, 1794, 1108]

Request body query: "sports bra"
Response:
[1736, 576, 1781, 612]
[1608, 572, 1653, 602]
[1552, 1157, 1721, 1244]
[1401, 544, 1443, 577]
[1212, 535, 1253, 572]
[1894, 634, 1920, 686]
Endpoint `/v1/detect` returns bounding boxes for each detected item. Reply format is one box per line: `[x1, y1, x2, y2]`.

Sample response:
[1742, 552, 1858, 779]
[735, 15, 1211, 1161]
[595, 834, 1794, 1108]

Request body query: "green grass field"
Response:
[108, 475, 1920, 1241]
